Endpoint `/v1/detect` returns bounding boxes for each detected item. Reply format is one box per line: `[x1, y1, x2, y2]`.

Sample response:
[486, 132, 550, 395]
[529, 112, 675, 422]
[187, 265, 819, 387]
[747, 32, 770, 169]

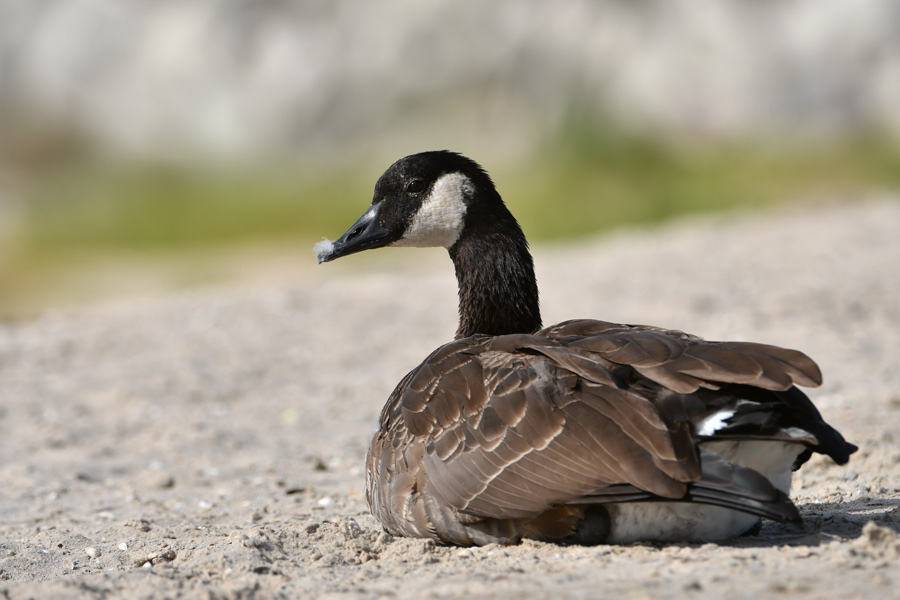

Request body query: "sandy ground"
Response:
[1, 197, 899, 599]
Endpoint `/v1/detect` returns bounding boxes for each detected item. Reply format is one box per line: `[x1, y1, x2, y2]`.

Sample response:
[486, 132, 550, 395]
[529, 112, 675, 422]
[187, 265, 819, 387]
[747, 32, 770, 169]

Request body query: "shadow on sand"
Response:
[722, 496, 900, 549]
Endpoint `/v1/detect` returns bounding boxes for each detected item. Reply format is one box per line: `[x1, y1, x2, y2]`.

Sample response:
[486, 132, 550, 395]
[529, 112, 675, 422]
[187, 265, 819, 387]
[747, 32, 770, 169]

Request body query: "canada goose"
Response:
[316, 150, 857, 546]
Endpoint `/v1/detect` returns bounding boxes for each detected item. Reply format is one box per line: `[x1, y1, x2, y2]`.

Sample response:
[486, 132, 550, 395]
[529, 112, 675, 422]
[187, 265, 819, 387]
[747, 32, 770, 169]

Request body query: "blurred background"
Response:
[1, 0, 899, 319]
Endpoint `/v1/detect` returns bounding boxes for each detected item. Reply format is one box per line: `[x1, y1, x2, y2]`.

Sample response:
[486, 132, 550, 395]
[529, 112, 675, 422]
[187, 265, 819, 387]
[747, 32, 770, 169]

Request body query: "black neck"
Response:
[448, 207, 541, 339]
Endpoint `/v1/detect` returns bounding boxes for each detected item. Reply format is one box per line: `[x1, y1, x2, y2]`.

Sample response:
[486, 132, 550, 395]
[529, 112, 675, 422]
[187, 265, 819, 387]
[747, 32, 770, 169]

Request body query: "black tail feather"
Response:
[686, 449, 800, 522]
[572, 449, 801, 523]
[777, 387, 857, 465]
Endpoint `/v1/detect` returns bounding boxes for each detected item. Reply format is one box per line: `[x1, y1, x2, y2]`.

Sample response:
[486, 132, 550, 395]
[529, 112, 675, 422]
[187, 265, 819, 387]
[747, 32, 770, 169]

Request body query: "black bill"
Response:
[316, 202, 391, 264]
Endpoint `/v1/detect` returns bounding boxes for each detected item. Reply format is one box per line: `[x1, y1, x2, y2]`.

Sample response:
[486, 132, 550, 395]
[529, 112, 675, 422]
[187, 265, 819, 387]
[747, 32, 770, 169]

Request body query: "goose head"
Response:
[316, 151, 504, 263]
[317, 151, 540, 338]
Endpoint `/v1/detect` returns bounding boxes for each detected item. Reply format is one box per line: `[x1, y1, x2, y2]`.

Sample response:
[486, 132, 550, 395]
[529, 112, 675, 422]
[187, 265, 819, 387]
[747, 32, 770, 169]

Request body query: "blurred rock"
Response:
[1, 0, 899, 162]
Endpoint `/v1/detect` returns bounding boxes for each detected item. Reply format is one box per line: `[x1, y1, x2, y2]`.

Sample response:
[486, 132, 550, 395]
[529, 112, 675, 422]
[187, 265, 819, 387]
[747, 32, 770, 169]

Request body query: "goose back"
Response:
[365, 319, 854, 545]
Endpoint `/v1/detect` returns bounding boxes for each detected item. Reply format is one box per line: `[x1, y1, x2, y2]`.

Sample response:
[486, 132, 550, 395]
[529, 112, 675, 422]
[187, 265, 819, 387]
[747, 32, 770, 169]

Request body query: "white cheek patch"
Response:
[391, 173, 471, 248]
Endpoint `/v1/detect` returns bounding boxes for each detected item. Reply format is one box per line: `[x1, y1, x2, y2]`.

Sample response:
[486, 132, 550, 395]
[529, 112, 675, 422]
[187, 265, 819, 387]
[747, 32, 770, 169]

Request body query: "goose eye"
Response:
[406, 180, 425, 194]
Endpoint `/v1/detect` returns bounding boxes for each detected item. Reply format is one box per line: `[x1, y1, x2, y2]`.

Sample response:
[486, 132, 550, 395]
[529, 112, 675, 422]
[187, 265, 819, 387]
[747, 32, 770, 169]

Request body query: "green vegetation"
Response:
[2, 127, 899, 318]
[503, 125, 900, 241]
[17, 161, 372, 252]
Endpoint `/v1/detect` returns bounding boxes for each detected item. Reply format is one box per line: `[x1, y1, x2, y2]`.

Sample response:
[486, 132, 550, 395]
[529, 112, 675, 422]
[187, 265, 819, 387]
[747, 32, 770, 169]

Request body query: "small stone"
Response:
[157, 549, 177, 562]
[150, 473, 176, 489]
[133, 549, 176, 568]
[125, 519, 152, 532]
[684, 581, 703, 591]
[341, 517, 362, 538]
[84, 547, 100, 558]
[118, 542, 128, 550]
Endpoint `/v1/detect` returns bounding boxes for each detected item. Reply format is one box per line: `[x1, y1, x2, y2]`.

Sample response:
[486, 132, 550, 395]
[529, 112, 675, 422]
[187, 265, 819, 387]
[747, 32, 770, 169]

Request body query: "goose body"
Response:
[317, 151, 856, 546]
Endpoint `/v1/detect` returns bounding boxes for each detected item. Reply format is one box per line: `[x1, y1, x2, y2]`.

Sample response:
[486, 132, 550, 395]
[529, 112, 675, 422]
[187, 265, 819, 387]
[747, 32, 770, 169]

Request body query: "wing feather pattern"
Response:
[365, 319, 854, 545]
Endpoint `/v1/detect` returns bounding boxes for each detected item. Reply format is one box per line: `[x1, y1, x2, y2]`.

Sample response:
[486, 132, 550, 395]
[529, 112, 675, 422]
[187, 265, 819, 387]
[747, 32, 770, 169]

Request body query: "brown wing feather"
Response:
[372, 333, 701, 526]
[366, 318, 826, 544]
[546, 319, 822, 391]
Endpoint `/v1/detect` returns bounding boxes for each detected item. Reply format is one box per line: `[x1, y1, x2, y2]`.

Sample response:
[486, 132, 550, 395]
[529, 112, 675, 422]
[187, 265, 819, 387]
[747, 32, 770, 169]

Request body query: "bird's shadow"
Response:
[722, 496, 900, 549]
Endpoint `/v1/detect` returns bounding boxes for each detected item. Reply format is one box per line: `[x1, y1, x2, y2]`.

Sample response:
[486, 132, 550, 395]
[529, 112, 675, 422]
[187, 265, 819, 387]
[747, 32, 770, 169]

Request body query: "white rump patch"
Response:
[702, 440, 803, 493]
[696, 409, 735, 436]
[314, 238, 335, 259]
[608, 438, 807, 542]
[392, 172, 471, 248]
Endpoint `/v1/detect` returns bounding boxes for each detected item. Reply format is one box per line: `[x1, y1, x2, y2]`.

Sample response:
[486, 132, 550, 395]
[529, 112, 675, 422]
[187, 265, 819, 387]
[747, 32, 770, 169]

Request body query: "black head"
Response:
[317, 151, 540, 338]
[315, 151, 502, 263]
